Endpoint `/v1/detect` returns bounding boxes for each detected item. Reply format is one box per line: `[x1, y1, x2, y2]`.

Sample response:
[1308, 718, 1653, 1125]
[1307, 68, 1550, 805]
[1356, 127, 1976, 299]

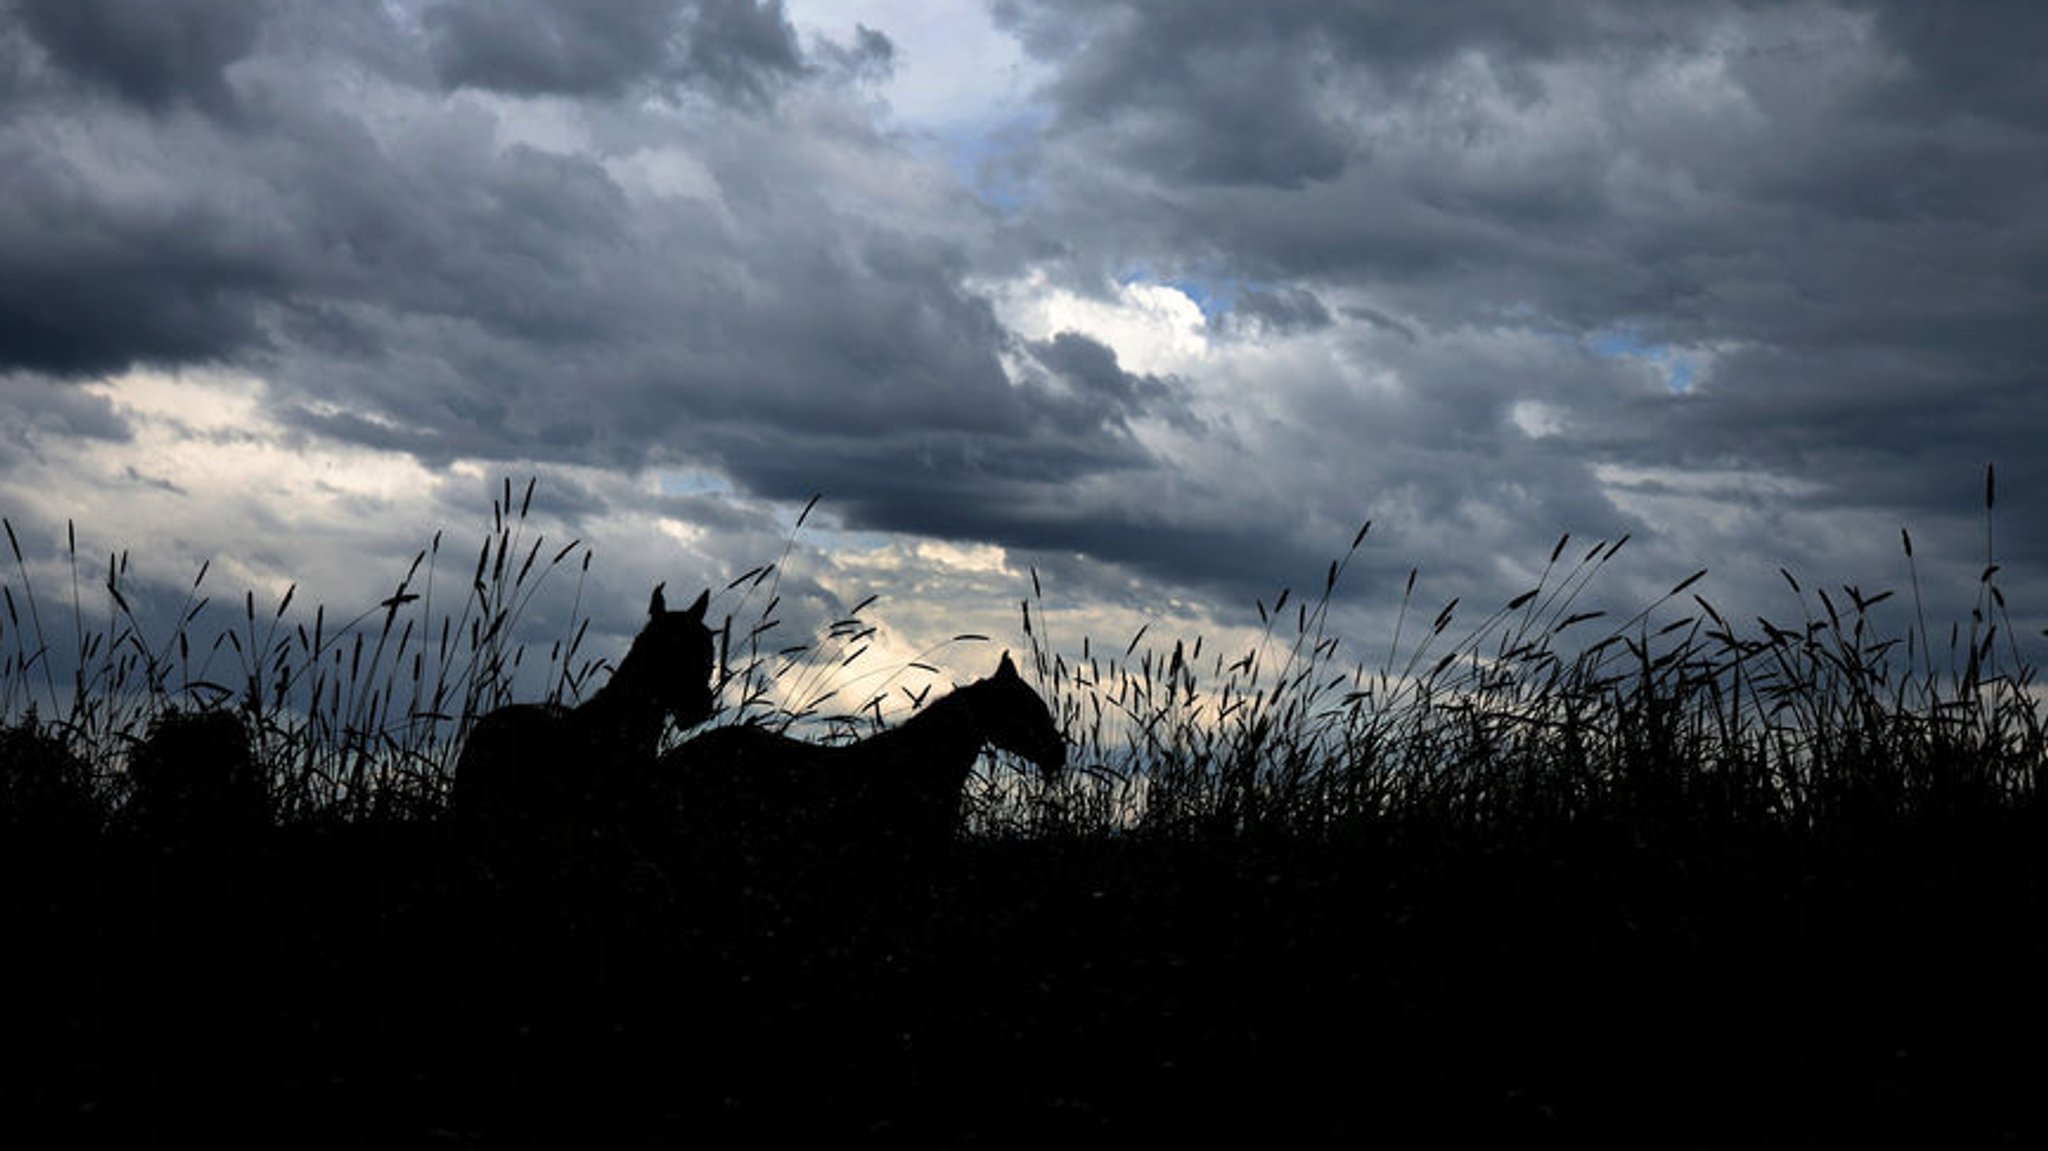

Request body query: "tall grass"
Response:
[1002, 465, 2045, 844]
[0, 478, 604, 822]
[2, 470, 2041, 845]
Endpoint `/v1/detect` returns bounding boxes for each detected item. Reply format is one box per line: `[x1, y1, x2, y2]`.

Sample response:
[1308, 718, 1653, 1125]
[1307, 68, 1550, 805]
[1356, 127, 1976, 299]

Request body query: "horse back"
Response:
[658, 725, 819, 834]
[452, 702, 577, 820]
[660, 722, 982, 860]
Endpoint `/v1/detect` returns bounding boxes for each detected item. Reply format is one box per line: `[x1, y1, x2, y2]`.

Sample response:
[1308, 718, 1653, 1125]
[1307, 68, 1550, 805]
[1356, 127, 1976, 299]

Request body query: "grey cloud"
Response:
[999, 0, 2048, 344]
[1024, 331, 1187, 434]
[1220, 287, 1331, 335]
[990, 0, 2048, 592]
[806, 22, 893, 84]
[10, 0, 268, 115]
[423, 0, 800, 102]
[670, 422, 1180, 603]
[992, 0, 1578, 83]
[1858, 0, 2048, 129]
[0, 374, 130, 453]
[681, 0, 802, 99]
[1052, 30, 1348, 188]
[192, 83, 1165, 525]
[851, 23, 894, 75]
[0, 129, 284, 377]
[424, 0, 673, 97]
[992, 0, 1686, 190]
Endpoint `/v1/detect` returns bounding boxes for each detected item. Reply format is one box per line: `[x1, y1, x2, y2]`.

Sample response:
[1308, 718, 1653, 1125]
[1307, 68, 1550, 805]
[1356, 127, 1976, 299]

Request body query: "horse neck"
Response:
[570, 663, 669, 755]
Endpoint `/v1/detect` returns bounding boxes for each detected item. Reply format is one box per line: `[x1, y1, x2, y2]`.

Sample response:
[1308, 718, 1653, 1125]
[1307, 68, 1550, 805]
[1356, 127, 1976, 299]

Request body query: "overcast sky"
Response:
[1, 0, 2043, 717]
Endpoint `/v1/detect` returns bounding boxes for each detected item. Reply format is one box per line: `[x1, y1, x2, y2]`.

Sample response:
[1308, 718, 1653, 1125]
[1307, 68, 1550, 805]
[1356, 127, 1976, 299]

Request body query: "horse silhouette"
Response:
[657, 652, 1065, 857]
[452, 584, 716, 838]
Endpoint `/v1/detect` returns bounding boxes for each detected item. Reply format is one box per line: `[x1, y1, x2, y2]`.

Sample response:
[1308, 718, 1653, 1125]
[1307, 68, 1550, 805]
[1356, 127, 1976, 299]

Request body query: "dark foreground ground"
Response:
[11, 811, 2048, 1148]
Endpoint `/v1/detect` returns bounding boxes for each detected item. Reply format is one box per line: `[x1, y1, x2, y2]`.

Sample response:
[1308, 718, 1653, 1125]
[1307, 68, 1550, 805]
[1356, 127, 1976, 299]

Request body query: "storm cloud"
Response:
[0, 0, 2042, 680]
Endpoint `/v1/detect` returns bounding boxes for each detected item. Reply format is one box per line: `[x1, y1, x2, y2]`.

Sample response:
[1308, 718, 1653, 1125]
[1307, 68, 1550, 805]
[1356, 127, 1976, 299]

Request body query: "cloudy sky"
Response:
[2, 0, 2043, 716]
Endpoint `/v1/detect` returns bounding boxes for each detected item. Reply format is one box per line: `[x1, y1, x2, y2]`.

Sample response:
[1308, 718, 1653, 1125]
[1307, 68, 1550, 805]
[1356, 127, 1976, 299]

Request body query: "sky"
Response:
[1, 0, 2044, 722]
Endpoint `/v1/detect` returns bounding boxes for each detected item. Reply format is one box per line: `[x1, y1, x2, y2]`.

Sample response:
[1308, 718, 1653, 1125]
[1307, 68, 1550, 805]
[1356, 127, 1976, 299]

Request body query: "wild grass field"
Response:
[5, 475, 2047, 1146]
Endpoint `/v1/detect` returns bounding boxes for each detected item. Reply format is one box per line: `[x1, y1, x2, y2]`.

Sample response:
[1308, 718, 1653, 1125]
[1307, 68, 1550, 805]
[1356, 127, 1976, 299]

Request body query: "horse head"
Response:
[977, 652, 1066, 778]
[631, 583, 717, 730]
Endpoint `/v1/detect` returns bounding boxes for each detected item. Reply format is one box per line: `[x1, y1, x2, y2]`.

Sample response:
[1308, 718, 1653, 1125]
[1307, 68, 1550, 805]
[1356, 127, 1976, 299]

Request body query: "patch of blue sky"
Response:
[1115, 266, 1269, 323]
[1585, 329, 1701, 393]
[657, 471, 736, 498]
[814, 525, 899, 554]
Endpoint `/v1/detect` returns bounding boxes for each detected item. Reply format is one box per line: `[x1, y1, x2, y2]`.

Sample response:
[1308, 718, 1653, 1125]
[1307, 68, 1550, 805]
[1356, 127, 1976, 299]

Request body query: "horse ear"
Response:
[683, 588, 710, 621]
[997, 651, 1017, 678]
[649, 583, 668, 616]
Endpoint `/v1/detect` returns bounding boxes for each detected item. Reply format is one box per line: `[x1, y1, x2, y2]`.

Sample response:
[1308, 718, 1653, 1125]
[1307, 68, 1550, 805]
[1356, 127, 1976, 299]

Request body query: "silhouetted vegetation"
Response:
[5, 473, 2046, 1145]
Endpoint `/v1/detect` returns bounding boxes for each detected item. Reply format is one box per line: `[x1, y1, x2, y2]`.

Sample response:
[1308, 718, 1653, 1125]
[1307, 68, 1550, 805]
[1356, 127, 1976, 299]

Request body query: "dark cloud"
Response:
[991, 0, 1687, 190]
[1858, 0, 2048, 128]
[680, 0, 802, 99]
[984, 0, 2048, 600]
[0, 125, 284, 376]
[678, 401, 1173, 563]
[10, 0, 268, 115]
[1057, 30, 1348, 188]
[423, 0, 800, 102]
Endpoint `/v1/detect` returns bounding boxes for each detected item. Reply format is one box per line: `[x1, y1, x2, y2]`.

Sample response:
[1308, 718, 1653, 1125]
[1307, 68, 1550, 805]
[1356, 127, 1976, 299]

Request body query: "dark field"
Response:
[10, 803, 2048, 1147]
